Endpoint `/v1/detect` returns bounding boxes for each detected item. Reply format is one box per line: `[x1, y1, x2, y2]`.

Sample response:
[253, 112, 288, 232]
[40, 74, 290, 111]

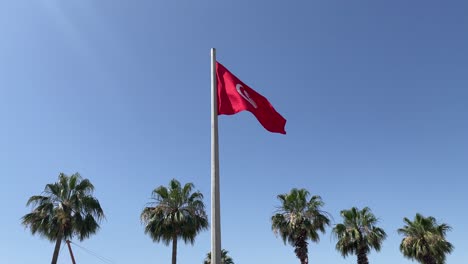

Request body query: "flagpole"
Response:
[211, 48, 222, 264]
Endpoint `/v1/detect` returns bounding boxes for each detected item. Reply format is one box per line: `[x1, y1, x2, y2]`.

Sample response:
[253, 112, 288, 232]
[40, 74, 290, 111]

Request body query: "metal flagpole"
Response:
[210, 48, 222, 264]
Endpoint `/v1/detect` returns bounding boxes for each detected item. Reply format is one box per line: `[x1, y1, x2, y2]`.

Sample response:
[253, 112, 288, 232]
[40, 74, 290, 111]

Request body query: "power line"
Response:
[69, 241, 115, 264]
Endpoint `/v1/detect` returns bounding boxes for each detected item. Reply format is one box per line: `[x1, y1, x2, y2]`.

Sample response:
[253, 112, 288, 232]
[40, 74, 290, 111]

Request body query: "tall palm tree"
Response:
[203, 249, 234, 264]
[398, 213, 453, 264]
[22, 173, 104, 264]
[332, 207, 387, 264]
[141, 179, 208, 264]
[271, 188, 330, 264]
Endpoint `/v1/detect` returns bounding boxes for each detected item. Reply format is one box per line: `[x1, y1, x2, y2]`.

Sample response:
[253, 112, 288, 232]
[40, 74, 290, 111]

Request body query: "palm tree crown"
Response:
[271, 188, 330, 264]
[204, 249, 234, 264]
[332, 207, 387, 264]
[398, 213, 453, 264]
[141, 179, 208, 264]
[22, 173, 104, 264]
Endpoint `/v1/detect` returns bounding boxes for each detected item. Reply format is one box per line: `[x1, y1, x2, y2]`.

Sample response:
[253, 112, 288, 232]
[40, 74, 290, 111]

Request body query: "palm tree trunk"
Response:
[172, 234, 178, 264]
[294, 230, 308, 264]
[422, 256, 436, 264]
[357, 249, 369, 264]
[51, 233, 63, 264]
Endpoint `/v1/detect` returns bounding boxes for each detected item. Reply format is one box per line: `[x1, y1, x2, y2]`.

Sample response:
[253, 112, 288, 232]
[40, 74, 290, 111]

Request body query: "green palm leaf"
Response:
[271, 188, 330, 264]
[398, 213, 453, 264]
[22, 173, 104, 264]
[332, 207, 386, 264]
[141, 179, 208, 264]
[203, 249, 235, 264]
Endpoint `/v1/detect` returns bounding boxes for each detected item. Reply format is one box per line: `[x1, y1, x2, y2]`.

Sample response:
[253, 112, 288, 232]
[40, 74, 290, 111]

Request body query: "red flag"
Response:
[216, 62, 286, 134]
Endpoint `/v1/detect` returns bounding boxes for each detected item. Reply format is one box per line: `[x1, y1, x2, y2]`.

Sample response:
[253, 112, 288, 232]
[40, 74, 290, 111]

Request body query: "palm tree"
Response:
[332, 207, 387, 264]
[271, 188, 330, 264]
[141, 179, 208, 264]
[22, 173, 104, 264]
[203, 249, 234, 264]
[398, 213, 453, 264]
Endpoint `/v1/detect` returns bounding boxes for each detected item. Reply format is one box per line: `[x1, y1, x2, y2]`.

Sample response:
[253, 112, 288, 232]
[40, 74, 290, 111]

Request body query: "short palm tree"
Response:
[141, 179, 208, 264]
[398, 213, 453, 264]
[271, 188, 330, 264]
[203, 249, 234, 264]
[22, 173, 104, 264]
[332, 207, 387, 264]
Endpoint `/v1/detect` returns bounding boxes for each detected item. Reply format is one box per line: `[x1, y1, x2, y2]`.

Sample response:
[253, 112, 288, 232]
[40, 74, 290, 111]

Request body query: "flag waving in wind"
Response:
[216, 62, 287, 134]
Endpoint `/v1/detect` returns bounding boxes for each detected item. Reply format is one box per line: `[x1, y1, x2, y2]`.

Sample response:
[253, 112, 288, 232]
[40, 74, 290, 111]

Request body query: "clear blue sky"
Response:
[1, 0, 467, 263]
